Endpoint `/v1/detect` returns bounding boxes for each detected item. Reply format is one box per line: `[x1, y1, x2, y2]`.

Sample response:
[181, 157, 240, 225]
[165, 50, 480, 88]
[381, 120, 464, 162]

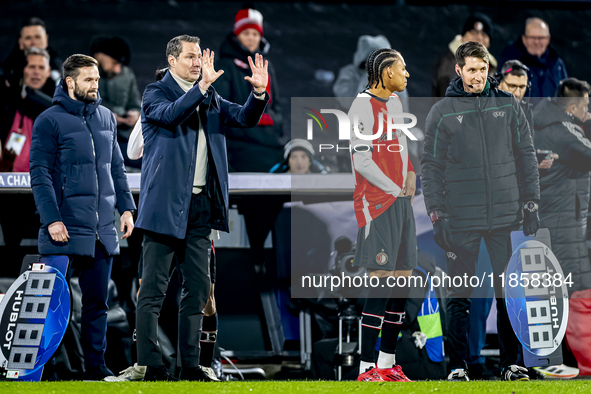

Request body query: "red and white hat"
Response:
[234, 8, 263, 36]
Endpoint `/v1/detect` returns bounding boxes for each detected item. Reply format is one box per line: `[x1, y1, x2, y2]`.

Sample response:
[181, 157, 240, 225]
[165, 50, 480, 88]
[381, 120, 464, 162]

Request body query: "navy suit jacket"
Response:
[136, 72, 268, 238]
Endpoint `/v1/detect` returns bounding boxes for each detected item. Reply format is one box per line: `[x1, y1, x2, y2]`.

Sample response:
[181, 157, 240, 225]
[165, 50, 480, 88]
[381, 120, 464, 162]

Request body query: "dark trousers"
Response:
[136, 193, 212, 368]
[446, 227, 520, 371]
[467, 240, 494, 366]
[70, 241, 113, 370]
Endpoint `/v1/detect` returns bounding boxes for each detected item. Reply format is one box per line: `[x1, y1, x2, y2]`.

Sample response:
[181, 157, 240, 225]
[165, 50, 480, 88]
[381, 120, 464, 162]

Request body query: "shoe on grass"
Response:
[447, 368, 469, 381]
[534, 364, 579, 379]
[377, 365, 413, 382]
[144, 365, 179, 381]
[179, 365, 220, 381]
[502, 365, 529, 381]
[357, 367, 385, 382]
[104, 363, 146, 382]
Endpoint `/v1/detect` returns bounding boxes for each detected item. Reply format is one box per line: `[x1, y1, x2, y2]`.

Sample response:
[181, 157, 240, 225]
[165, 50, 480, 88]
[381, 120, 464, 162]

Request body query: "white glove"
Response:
[412, 331, 427, 349]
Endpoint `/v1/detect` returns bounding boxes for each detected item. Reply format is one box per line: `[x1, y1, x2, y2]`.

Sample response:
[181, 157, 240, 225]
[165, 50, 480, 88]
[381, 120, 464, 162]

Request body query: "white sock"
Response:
[359, 360, 375, 374]
[377, 351, 396, 369]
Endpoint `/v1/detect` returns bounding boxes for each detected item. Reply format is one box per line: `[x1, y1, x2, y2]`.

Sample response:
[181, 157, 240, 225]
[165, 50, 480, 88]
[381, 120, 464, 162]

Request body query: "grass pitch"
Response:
[2, 380, 591, 394]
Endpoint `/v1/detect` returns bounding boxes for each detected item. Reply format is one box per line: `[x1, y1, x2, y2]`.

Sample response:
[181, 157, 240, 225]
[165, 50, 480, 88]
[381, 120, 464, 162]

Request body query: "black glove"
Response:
[523, 201, 540, 235]
[431, 211, 453, 251]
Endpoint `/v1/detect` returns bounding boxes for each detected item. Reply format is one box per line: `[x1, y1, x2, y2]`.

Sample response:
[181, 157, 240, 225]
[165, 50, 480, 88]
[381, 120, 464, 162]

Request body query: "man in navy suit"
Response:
[135, 34, 269, 381]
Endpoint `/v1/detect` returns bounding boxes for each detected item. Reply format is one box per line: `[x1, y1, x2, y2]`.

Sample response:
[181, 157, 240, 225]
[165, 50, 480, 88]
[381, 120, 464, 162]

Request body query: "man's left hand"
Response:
[402, 171, 416, 205]
[523, 202, 540, 236]
[120, 211, 134, 239]
[538, 153, 559, 169]
[198, 48, 225, 91]
[245, 53, 269, 93]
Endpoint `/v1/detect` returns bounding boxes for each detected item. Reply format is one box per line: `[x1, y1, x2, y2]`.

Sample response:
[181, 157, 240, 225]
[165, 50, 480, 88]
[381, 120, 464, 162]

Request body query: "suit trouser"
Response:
[70, 241, 113, 370]
[136, 193, 212, 367]
[446, 227, 521, 371]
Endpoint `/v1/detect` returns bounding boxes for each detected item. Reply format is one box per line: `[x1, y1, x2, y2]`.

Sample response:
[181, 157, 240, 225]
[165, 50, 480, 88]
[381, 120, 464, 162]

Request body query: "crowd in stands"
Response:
[0, 13, 578, 176]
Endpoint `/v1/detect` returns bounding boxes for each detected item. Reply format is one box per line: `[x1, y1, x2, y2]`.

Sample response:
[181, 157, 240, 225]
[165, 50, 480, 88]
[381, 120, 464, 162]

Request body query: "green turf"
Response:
[2, 380, 591, 394]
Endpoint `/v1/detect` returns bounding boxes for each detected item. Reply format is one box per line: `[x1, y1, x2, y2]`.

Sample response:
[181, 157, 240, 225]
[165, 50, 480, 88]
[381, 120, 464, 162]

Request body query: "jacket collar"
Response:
[446, 76, 498, 97]
[219, 33, 270, 62]
[162, 71, 187, 98]
[53, 79, 101, 116]
[161, 71, 217, 109]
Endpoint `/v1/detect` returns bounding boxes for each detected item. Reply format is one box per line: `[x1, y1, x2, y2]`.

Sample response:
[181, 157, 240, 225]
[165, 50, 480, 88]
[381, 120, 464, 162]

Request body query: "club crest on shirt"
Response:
[446, 251, 457, 260]
[351, 121, 364, 140]
[376, 252, 388, 265]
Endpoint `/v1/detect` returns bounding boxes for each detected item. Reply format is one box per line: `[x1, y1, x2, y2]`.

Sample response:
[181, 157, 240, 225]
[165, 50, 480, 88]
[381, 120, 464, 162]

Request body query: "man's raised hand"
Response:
[244, 53, 268, 93]
[198, 48, 224, 91]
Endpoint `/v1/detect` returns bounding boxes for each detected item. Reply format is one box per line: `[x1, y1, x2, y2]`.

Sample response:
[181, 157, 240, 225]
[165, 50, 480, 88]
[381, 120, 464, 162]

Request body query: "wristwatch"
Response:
[524, 201, 539, 212]
[253, 89, 266, 98]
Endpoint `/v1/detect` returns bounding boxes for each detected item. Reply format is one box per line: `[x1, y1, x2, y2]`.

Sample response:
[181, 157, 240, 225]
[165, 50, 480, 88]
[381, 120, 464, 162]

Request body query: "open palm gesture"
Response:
[199, 48, 224, 90]
[244, 53, 268, 92]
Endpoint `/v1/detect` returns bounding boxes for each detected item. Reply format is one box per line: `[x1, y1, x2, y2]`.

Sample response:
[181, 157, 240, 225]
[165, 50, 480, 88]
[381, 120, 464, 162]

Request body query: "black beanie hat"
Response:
[462, 13, 493, 40]
[90, 36, 131, 66]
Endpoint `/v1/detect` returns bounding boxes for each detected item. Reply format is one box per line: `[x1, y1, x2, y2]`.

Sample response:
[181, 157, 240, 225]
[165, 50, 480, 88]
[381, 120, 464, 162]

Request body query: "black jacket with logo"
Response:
[534, 98, 591, 293]
[422, 76, 539, 231]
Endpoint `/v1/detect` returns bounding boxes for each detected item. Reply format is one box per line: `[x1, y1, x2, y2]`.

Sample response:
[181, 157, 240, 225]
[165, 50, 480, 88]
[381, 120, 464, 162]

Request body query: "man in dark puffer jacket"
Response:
[30, 54, 136, 380]
[422, 42, 540, 381]
[533, 79, 591, 375]
[534, 80, 591, 294]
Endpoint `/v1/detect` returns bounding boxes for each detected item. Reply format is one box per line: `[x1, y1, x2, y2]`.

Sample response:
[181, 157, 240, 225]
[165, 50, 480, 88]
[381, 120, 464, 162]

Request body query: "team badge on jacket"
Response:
[376, 252, 388, 265]
[446, 251, 457, 260]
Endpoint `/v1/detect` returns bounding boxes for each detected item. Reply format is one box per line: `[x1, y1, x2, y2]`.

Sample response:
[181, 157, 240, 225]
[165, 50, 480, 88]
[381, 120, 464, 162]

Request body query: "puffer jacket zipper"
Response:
[476, 96, 493, 230]
[83, 112, 100, 241]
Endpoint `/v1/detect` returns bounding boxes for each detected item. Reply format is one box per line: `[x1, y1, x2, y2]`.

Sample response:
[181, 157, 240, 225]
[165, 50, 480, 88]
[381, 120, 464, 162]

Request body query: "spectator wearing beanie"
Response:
[215, 7, 284, 172]
[91, 35, 141, 170]
[432, 13, 498, 98]
[270, 139, 328, 174]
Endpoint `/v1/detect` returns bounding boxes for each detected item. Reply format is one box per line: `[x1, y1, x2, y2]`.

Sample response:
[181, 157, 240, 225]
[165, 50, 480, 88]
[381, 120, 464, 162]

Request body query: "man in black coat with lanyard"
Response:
[422, 42, 540, 381]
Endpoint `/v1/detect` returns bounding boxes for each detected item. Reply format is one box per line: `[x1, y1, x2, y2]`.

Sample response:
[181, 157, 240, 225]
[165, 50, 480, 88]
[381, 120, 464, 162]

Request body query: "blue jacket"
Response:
[499, 38, 568, 100]
[136, 72, 268, 238]
[30, 80, 136, 257]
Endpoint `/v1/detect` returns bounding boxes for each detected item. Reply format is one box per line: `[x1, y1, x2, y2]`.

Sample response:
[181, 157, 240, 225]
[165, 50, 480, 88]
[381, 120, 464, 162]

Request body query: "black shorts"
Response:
[353, 195, 417, 271]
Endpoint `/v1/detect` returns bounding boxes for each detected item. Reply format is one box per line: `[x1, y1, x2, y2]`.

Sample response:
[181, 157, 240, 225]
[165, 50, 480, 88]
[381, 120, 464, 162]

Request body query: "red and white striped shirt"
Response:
[349, 91, 414, 228]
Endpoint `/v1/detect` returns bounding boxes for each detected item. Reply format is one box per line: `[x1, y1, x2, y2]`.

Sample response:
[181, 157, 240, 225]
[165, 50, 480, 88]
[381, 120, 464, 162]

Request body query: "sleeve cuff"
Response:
[253, 90, 267, 100]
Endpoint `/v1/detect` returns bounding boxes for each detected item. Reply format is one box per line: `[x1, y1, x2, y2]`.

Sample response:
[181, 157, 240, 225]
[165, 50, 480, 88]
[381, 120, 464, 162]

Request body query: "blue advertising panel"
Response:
[506, 231, 569, 367]
[0, 256, 70, 381]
